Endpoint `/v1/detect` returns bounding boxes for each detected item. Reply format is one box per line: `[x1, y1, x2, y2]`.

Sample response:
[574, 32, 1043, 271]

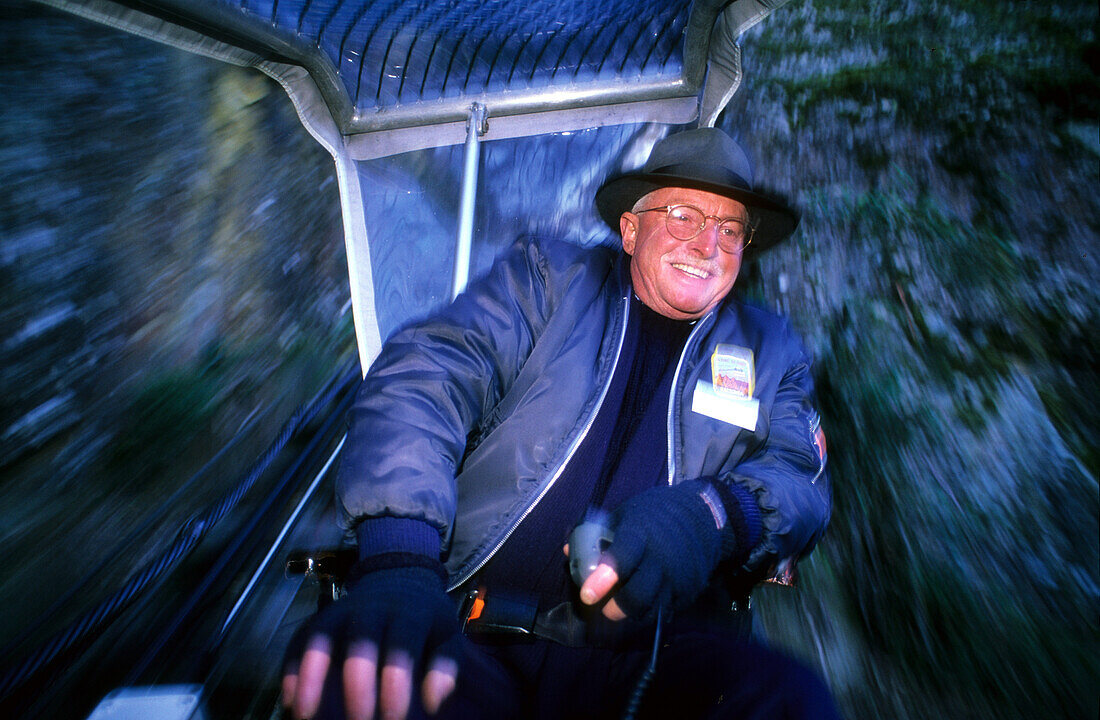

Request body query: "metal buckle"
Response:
[460, 587, 537, 642]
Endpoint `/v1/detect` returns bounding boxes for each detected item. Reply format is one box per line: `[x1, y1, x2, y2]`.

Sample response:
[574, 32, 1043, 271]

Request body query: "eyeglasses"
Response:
[634, 204, 755, 254]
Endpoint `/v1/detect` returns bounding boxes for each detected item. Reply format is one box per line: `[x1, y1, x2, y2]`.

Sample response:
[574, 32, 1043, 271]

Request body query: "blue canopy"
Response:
[41, 0, 789, 366]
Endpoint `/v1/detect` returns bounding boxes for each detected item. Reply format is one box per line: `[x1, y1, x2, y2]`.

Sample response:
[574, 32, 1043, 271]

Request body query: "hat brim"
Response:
[595, 173, 800, 253]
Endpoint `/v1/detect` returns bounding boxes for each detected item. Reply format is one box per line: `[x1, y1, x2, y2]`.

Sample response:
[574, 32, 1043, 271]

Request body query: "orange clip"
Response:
[467, 595, 485, 621]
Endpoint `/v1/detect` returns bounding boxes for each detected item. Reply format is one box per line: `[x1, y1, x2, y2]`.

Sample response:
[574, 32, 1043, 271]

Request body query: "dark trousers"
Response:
[418, 624, 842, 720]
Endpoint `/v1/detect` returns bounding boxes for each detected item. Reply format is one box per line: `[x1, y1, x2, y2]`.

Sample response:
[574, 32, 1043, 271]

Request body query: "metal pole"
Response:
[453, 103, 488, 299]
[218, 435, 347, 639]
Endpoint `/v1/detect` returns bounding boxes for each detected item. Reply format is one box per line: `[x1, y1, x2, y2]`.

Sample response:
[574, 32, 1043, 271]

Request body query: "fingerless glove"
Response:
[605, 478, 756, 621]
[310, 553, 460, 666]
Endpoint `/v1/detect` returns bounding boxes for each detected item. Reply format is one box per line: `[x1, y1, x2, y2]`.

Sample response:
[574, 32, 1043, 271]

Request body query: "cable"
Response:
[0, 399, 268, 660]
[621, 606, 663, 720]
[217, 434, 346, 640]
[123, 384, 357, 685]
[0, 355, 361, 703]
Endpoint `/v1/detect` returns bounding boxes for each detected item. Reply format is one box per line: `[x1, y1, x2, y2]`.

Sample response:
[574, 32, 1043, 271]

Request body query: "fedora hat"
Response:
[595, 128, 799, 252]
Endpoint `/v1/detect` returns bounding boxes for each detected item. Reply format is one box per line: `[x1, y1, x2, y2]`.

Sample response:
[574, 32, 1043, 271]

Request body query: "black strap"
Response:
[462, 591, 651, 648]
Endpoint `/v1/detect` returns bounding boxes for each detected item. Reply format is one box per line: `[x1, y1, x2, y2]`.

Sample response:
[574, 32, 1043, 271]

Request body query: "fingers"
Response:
[343, 640, 379, 720]
[281, 671, 299, 711]
[286, 615, 457, 720]
[579, 562, 618, 606]
[343, 647, 416, 720]
[280, 621, 311, 712]
[288, 643, 457, 719]
[379, 650, 414, 720]
[421, 655, 459, 715]
[578, 561, 629, 621]
[288, 638, 417, 720]
[602, 598, 627, 621]
[292, 635, 334, 719]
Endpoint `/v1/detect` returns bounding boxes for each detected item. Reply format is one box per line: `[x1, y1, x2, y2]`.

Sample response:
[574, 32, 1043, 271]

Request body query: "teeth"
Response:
[672, 263, 709, 279]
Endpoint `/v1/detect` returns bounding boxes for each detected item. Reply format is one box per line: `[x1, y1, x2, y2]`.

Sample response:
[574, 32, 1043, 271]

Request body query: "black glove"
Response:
[603, 479, 741, 621]
[307, 554, 461, 676]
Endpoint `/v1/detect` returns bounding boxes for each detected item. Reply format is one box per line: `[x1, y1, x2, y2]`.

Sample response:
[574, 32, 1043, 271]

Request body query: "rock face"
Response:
[724, 3, 1099, 718]
[2, 1, 1097, 719]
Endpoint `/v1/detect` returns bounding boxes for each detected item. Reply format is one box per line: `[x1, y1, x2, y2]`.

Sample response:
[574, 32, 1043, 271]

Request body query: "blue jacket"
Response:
[337, 238, 830, 591]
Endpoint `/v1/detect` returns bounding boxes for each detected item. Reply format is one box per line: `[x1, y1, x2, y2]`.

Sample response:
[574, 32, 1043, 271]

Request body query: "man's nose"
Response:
[685, 220, 721, 255]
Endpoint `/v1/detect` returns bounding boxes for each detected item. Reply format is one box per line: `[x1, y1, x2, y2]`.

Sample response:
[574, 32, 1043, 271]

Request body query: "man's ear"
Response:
[620, 213, 638, 255]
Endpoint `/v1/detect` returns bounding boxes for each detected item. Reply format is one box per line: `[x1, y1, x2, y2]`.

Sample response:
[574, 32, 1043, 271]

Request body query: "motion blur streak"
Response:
[1, 1, 1097, 719]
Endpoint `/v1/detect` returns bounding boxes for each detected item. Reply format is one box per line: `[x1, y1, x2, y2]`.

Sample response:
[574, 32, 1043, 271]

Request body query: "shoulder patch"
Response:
[810, 412, 826, 483]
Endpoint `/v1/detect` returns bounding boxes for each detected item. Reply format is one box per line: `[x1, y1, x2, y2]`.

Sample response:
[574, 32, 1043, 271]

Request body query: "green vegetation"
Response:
[736, 2, 1099, 718]
[755, 1, 1100, 131]
[106, 358, 221, 478]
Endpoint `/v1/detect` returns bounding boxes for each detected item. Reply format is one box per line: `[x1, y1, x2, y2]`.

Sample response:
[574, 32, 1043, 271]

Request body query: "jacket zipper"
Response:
[665, 311, 715, 486]
[449, 290, 633, 591]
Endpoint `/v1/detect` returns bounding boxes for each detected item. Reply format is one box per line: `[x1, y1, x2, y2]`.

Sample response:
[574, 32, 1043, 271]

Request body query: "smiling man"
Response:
[621, 187, 748, 321]
[283, 128, 839, 720]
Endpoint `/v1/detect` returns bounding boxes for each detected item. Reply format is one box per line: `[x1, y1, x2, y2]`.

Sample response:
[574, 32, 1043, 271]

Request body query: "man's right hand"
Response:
[281, 561, 461, 720]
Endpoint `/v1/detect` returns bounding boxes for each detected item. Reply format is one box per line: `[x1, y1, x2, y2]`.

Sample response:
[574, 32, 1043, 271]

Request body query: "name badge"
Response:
[711, 344, 755, 399]
[691, 380, 759, 431]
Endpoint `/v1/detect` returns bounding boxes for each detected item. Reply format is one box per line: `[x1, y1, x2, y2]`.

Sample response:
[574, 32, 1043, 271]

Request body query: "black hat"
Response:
[594, 128, 799, 252]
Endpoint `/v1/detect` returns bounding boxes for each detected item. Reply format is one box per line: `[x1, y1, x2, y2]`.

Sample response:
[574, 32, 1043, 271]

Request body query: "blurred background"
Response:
[1, 0, 1097, 718]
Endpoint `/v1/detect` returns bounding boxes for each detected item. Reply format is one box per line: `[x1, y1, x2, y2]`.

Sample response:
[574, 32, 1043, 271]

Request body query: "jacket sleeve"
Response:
[724, 324, 830, 579]
[335, 239, 564, 545]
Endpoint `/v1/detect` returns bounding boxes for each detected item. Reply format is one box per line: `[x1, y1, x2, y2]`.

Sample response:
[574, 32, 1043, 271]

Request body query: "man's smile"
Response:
[670, 262, 713, 280]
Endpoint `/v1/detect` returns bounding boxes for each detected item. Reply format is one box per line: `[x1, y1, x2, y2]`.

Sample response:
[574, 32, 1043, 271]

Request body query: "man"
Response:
[283, 128, 837, 719]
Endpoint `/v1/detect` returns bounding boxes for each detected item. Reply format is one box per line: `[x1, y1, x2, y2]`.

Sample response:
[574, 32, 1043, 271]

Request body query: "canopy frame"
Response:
[37, 0, 789, 371]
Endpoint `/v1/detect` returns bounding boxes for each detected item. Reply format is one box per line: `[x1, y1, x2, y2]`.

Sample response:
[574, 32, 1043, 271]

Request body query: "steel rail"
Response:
[217, 434, 347, 639]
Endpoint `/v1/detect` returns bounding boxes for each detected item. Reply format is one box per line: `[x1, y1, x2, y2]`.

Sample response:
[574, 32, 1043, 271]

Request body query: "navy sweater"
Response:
[477, 296, 693, 605]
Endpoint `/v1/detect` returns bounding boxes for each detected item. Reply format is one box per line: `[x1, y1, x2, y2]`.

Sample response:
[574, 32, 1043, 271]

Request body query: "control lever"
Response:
[567, 519, 614, 587]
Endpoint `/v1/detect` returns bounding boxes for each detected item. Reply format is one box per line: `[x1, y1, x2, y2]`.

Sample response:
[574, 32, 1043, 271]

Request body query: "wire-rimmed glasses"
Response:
[635, 204, 755, 254]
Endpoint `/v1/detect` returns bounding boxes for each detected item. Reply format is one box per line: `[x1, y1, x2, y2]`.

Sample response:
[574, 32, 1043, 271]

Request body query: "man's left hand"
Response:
[573, 480, 738, 622]
[578, 562, 628, 620]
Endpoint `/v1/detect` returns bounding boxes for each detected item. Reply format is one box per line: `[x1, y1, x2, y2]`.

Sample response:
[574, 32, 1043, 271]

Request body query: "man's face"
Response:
[620, 187, 747, 320]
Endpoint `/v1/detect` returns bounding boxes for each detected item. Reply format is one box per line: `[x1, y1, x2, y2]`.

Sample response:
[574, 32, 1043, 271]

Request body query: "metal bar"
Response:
[681, 0, 729, 86]
[344, 93, 698, 161]
[219, 434, 348, 638]
[452, 103, 488, 299]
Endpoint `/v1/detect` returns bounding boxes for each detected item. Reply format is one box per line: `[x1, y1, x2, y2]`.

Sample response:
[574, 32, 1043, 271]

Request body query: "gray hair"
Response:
[630, 191, 660, 214]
